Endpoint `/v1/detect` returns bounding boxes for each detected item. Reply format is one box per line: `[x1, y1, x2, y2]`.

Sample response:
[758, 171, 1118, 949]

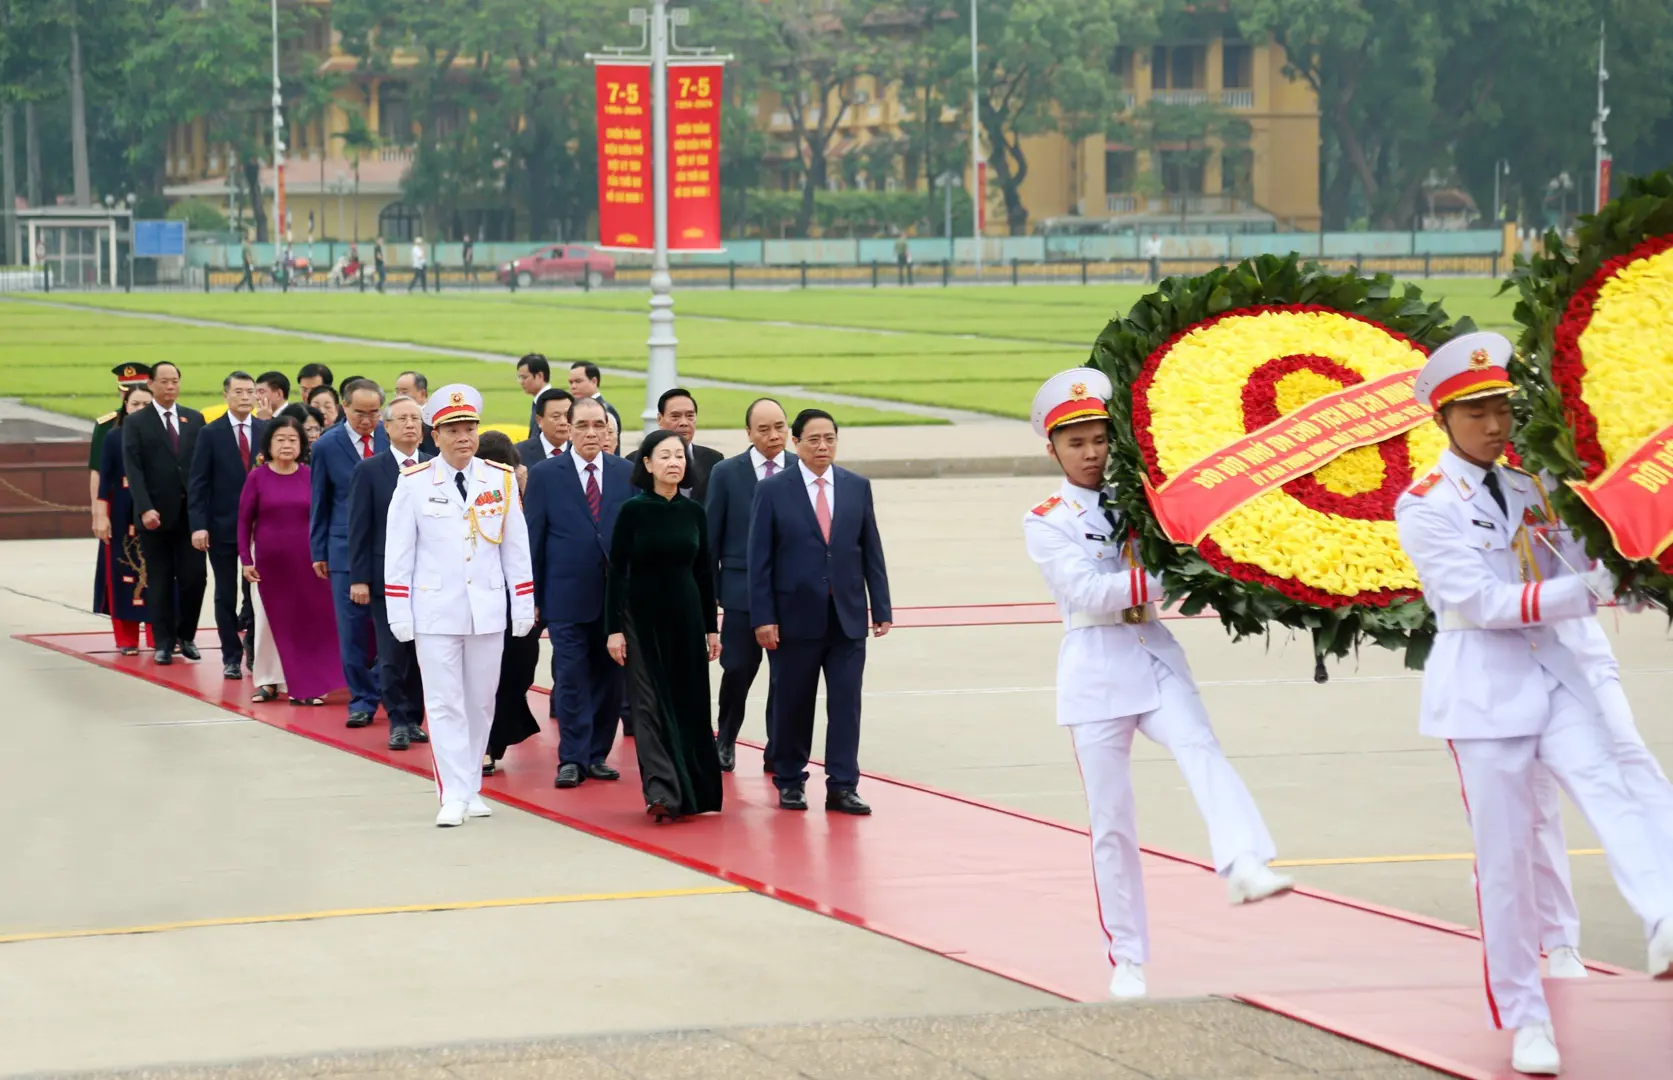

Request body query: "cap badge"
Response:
[122, 365, 136, 378]
[450, 391, 465, 405]
[1469, 348, 1491, 369]
[1069, 382, 1088, 399]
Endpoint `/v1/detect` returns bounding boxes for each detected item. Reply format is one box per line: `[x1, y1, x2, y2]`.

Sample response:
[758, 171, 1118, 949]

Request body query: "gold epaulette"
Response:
[96, 412, 118, 425]
[481, 459, 514, 472]
[1031, 494, 1062, 516]
[1408, 471, 1443, 498]
[401, 460, 430, 476]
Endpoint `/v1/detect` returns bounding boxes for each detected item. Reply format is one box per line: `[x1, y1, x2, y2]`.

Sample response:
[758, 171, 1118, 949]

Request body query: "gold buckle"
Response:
[1121, 606, 1150, 625]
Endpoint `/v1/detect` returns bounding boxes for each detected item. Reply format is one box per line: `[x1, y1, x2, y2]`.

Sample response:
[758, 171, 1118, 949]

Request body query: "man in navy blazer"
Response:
[523, 397, 633, 788]
[310, 381, 389, 727]
[748, 409, 891, 815]
[347, 394, 431, 751]
[188, 371, 265, 678]
[705, 397, 795, 772]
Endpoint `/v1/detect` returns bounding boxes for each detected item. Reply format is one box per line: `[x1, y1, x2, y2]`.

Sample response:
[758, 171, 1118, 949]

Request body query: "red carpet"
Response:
[23, 627, 1673, 1080]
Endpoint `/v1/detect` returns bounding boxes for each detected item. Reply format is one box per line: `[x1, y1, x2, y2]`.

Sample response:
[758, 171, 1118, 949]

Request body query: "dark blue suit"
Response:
[705, 449, 796, 756]
[188, 413, 266, 665]
[524, 450, 633, 768]
[348, 449, 430, 731]
[748, 463, 891, 792]
[309, 422, 388, 717]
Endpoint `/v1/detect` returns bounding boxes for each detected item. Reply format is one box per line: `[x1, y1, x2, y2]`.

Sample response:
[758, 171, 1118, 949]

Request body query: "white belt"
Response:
[1437, 611, 1480, 631]
[1069, 606, 1152, 629]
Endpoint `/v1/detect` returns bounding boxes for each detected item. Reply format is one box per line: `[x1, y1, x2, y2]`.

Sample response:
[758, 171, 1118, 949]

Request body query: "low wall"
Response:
[0, 442, 90, 541]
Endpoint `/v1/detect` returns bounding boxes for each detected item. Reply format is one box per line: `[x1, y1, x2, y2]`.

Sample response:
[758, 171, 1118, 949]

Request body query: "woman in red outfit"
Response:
[94, 385, 157, 654]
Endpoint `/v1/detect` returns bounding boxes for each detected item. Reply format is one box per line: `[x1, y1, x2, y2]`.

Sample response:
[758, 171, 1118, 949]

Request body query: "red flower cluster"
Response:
[1549, 232, 1673, 572]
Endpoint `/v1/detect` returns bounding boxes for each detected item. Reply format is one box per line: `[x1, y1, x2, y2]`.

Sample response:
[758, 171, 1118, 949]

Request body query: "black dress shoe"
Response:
[387, 727, 410, 751]
[778, 786, 808, 811]
[346, 711, 373, 729]
[179, 643, 201, 661]
[222, 662, 243, 679]
[825, 789, 872, 815]
[717, 742, 736, 772]
[408, 725, 428, 743]
[153, 648, 173, 665]
[586, 763, 621, 781]
[554, 763, 583, 788]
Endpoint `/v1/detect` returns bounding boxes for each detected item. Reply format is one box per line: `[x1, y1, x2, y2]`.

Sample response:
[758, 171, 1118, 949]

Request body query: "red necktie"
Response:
[165, 410, 179, 453]
[402, 457, 416, 469]
[585, 462, 601, 523]
[814, 477, 832, 543]
[361, 434, 374, 459]
[236, 422, 250, 471]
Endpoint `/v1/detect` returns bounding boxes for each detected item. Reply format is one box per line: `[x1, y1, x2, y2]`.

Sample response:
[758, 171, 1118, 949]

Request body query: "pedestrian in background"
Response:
[235, 231, 256, 292]
[462, 234, 476, 284]
[408, 235, 428, 293]
[374, 236, 386, 292]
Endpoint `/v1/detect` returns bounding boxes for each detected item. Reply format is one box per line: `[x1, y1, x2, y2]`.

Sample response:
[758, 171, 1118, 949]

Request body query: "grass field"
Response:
[2, 278, 1519, 426]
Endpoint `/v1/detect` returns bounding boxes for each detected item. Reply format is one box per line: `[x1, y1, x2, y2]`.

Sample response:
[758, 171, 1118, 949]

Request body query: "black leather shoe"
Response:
[554, 763, 583, 788]
[179, 643, 201, 662]
[153, 648, 173, 665]
[408, 725, 428, 744]
[222, 662, 243, 679]
[778, 786, 808, 811]
[387, 727, 410, 751]
[826, 789, 872, 816]
[717, 742, 736, 772]
[586, 763, 621, 781]
[346, 711, 373, 729]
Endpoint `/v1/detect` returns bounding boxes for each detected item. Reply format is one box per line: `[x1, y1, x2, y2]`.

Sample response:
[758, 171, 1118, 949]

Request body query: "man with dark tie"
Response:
[748, 409, 891, 815]
[517, 353, 552, 439]
[348, 394, 431, 750]
[188, 371, 266, 678]
[626, 387, 724, 503]
[310, 381, 388, 728]
[524, 397, 633, 788]
[122, 362, 208, 665]
[705, 397, 795, 772]
[516, 387, 574, 465]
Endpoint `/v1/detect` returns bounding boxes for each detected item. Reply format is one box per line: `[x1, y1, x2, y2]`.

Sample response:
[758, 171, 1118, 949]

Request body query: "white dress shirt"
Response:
[573, 449, 605, 493]
[389, 445, 422, 469]
[798, 460, 833, 517]
[750, 446, 788, 482]
[152, 400, 180, 429]
[412, 243, 427, 269]
[539, 433, 565, 459]
[228, 413, 253, 451]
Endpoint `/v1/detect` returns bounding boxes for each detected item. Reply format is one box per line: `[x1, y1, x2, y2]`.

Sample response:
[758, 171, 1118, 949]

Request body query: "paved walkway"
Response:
[24, 1001, 1441, 1079]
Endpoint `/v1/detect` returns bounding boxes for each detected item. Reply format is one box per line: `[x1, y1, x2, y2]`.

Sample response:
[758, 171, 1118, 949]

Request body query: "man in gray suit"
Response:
[704, 397, 795, 771]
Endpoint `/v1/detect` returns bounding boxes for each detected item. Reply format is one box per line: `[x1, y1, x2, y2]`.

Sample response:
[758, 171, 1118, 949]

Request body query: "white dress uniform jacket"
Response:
[384, 457, 535, 635]
[1393, 450, 1598, 739]
[1023, 482, 1192, 724]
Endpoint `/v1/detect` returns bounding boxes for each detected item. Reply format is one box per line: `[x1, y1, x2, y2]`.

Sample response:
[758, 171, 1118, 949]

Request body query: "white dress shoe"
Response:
[466, 795, 493, 818]
[1546, 946, 1588, 979]
[435, 801, 467, 827]
[1648, 918, 1673, 979]
[1107, 959, 1147, 1000]
[1227, 855, 1295, 905]
[1511, 1022, 1561, 1075]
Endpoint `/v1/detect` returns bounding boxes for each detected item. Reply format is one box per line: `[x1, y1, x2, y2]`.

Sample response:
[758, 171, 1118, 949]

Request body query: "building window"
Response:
[1222, 148, 1255, 201]
[378, 202, 422, 243]
[378, 83, 412, 145]
[1159, 151, 1205, 195]
[1223, 44, 1253, 90]
[1109, 46, 1133, 89]
[1153, 45, 1206, 90]
[1104, 150, 1136, 193]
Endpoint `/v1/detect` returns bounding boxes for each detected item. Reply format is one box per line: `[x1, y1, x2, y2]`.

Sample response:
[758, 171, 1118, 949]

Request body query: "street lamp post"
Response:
[969, 0, 982, 277]
[270, 0, 286, 248]
[1592, 22, 1610, 213]
[1492, 159, 1510, 224]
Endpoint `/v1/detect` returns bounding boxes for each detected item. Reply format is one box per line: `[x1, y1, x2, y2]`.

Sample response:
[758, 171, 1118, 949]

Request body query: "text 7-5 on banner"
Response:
[594, 62, 653, 251]
[666, 62, 724, 251]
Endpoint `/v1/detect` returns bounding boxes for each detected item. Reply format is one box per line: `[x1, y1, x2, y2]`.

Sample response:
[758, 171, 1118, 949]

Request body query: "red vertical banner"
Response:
[595, 62, 653, 250]
[666, 62, 724, 250]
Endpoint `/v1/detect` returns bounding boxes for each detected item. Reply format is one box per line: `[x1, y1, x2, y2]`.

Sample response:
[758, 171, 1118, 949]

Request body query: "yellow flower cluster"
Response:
[1147, 310, 1445, 596]
[1578, 245, 1673, 465]
[1273, 370, 1385, 496]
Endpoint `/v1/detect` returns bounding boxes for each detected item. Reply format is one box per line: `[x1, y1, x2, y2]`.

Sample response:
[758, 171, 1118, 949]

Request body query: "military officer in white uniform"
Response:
[1394, 331, 1673, 1075]
[385, 384, 536, 827]
[1023, 368, 1293, 1002]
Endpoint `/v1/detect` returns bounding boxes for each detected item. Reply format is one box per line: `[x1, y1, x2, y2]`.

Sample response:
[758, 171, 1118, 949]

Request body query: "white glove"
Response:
[1143, 573, 1166, 602]
[1578, 564, 1616, 603]
[512, 618, 535, 637]
[389, 621, 415, 643]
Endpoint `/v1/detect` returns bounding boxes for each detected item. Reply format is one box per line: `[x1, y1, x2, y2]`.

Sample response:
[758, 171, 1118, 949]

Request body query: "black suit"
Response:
[188, 413, 266, 665]
[626, 438, 723, 504]
[705, 449, 796, 756]
[123, 402, 209, 652]
[348, 449, 430, 731]
[748, 464, 891, 793]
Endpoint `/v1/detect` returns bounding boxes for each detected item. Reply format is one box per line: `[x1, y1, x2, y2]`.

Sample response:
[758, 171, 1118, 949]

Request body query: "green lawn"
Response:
[8, 276, 1518, 426]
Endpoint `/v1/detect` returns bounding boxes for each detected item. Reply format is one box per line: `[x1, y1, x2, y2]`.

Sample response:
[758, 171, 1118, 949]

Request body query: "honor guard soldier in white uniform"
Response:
[385, 384, 536, 827]
[1394, 332, 1673, 1075]
[1023, 368, 1293, 1002]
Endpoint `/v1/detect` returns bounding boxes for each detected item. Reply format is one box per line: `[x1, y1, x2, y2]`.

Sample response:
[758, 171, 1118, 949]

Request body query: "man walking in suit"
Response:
[349, 394, 432, 751]
[188, 371, 265, 679]
[705, 397, 794, 772]
[517, 387, 574, 466]
[524, 397, 632, 788]
[122, 362, 208, 664]
[310, 381, 389, 728]
[627, 388, 724, 503]
[567, 361, 622, 432]
[749, 409, 891, 815]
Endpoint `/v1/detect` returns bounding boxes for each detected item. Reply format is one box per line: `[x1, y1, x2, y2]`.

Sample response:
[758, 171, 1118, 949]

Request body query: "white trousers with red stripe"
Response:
[1449, 680, 1673, 1029]
[1533, 677, 1673, 949]
[415, 631, 502, 806]
[1071, 658, 1277, 965]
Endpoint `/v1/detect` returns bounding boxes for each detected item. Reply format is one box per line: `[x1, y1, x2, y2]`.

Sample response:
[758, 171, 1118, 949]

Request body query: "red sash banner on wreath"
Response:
[1144, 368, 1431, 545]
[1567, 421, 1673, 562]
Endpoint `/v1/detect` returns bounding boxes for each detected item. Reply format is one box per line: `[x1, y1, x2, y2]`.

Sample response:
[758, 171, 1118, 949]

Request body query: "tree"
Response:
[65, 0, 89, 205]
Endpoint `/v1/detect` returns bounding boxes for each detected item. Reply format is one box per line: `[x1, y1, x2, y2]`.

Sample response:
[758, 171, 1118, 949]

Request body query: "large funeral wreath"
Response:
[1507, 168, 1673, 607]
[1089, 254, 1478, 669]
